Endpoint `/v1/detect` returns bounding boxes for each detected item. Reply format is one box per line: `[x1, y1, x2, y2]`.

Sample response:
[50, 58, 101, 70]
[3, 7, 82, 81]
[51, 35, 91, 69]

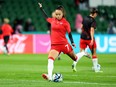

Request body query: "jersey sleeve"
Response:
[91, 20, 96, 29]
[46, 18, 53, 23]
[65, 21, 71, 33]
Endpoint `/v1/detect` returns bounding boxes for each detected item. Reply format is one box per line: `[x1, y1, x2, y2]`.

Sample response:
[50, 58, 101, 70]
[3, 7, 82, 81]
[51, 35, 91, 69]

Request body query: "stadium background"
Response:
[0, 0, 116, 54]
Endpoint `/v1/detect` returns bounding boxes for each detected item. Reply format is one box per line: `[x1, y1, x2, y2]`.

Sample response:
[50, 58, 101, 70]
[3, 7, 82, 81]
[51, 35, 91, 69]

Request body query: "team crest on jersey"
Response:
[60, 22, 63, 25]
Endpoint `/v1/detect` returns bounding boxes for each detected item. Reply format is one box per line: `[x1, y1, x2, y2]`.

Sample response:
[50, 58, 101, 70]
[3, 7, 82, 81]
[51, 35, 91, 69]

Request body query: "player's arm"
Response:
[68, 32, 76, 48]
[66, 22, 76, 47]
[38, 3, 48, 18]
[90, 27, 94, 45]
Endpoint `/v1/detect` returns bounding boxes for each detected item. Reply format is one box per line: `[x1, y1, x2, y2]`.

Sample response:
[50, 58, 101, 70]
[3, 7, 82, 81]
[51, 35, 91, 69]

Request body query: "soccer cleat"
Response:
[7, 52, 11, 55]
[42, 74, 48, 80]
[42, 74, 52, 81]
[0, 46, 7, 54]
[57, 56, 61, 60]
[92, 65, 103, 73]
[72, 64, 77, 72]
[84, 52, 91, 59]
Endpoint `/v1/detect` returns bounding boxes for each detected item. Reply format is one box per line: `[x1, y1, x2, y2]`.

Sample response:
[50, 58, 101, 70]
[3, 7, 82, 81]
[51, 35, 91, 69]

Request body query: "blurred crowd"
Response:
[75, 13, 116, 34]
[0, 17, 36, 54]
[0, 0, 116, 34]
[0, 17, 36, 34]
[74, 0, 89, 11]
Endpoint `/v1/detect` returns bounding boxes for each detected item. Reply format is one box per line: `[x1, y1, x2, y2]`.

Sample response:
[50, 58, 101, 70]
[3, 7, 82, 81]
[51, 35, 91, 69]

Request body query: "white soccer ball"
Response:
[97, 64, 101, 70]
[0, 46, 7, 54]
[92, 64, 101, 71]
[52, 73, 63, 82]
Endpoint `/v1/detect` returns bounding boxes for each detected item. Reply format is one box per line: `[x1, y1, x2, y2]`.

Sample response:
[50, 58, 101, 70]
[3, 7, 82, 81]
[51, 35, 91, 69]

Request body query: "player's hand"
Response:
[90, 39, 94, 46]
[72, 43, 76, 48]
[38, 2, 42, 8]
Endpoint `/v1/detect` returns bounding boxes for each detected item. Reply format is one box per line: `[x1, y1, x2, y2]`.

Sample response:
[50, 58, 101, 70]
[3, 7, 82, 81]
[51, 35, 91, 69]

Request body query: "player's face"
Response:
[94, 13, 97, 18]
[55, 10, 63, 20]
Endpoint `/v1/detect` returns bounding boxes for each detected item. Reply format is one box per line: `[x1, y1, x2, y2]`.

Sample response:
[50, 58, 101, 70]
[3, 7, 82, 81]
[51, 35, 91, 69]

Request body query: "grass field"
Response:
[0, 54, 116, 87]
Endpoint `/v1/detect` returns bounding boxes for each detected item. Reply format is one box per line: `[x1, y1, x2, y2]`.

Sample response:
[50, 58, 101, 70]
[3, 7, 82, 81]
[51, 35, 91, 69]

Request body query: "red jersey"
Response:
[47, 18, 71, 45]
[0, 26, 3, 39]
[1, 24, 13, 36]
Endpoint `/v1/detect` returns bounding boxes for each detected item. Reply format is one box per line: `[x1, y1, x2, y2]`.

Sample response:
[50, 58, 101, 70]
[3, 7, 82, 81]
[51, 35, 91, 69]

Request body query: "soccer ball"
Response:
[97, 64, 101, 70]
[0, 46, 7, 54]
[92, 64, 101, 71]
[52, 73, 63, 82]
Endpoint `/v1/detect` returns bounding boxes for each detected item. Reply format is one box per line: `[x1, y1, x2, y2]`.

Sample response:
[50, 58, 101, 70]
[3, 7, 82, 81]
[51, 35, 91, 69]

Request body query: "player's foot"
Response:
[42, 74, 52, 81]
[58, 57, 61, 60]
[92, 65, 103, 73]
[1, 46, 7, 54]
[42, 74, 48, 80]
[84, 52, 91, 58]
[72, 64, 77, 72]
[7, 52, 11, 55]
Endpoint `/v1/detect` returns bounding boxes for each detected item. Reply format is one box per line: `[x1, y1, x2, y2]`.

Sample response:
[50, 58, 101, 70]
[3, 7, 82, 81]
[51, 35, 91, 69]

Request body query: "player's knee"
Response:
[74, 56, 78, 61]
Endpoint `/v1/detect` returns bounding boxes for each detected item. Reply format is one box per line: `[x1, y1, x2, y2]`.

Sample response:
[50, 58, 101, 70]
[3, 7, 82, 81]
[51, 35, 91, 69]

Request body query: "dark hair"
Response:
[56, 5, 66, 18]
[90, 8, 98, 14]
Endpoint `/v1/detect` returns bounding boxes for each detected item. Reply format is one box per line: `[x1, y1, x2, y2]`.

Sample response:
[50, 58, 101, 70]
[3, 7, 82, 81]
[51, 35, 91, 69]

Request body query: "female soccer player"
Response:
[47, 11, 62, 60]
[72, 8, 102, 72]
[38, 3, 89, 81]
[1, 18, 13, 54]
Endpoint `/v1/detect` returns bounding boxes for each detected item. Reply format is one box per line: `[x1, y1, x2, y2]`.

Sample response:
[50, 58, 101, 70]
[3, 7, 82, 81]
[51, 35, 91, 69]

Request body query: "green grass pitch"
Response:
[0, 54, 116, 87]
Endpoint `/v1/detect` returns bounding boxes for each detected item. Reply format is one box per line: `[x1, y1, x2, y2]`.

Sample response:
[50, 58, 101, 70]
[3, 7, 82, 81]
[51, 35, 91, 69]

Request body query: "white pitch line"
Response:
[64, 81, 116, 86]
[0, 79, 44, 83]
[97, 76, 116, 78]
[64, 74, 116, 78]
[0, 79, 116, 86]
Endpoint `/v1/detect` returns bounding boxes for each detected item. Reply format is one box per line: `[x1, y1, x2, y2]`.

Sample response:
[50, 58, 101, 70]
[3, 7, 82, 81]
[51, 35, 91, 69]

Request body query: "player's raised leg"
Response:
[72, 50, 91, 72]
[65, 44, 90, 72]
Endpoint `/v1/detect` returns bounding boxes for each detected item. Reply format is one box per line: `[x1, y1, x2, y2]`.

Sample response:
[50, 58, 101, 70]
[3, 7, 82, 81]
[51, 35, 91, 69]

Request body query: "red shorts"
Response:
[51, 43, 73, 54]
[80, 38, 97, 49]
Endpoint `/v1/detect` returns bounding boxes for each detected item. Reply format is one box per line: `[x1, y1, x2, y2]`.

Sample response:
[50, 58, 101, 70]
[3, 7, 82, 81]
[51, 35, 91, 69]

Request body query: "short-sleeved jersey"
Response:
[1, 24, 13, 36]
[47, 18, 71, 45]
[81, 16, 96, 40]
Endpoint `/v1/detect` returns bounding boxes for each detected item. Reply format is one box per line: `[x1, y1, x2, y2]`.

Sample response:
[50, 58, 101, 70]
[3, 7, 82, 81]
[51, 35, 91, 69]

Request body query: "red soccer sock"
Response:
[48, 57, 55, 61]
[92, 55, 97, 59]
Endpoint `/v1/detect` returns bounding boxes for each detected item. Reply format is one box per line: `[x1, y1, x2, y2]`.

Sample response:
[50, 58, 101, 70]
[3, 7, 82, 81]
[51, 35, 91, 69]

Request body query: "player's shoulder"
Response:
[87, 16, 95, 23]
[47, 17, 55, 23]
[89, 16, 95, 21]
[47, 17, 53, 20]
[1, 24, 6, 28]
[62, 18, 67, 22]
[62, 18, 70, 24]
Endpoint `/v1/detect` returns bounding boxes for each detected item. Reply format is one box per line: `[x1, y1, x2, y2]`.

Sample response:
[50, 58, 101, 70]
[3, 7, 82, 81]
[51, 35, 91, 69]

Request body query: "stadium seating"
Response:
[0, 0, 116, 33]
